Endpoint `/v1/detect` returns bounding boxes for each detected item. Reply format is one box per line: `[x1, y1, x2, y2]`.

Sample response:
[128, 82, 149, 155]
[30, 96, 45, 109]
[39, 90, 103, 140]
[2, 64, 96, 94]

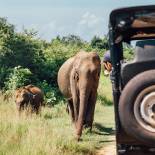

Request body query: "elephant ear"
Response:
[70, 57, 79, 89]
[70, 68, 79, 100]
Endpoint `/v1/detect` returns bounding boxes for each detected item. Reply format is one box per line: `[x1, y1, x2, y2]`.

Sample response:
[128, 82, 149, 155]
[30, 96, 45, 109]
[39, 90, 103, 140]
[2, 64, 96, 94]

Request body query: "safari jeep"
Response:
[109, 5, 155, 155]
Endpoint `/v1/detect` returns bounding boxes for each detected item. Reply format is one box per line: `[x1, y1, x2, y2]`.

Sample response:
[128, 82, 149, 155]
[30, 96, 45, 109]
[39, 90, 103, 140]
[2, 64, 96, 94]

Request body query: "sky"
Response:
[0, 0, 154, 41]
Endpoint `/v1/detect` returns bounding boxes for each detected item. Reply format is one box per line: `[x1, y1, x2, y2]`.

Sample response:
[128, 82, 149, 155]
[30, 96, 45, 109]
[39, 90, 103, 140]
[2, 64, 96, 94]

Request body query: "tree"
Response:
[23, 28, 38, 38]
[0, 17, 14, 40]
[61, 34, 85, 46]
[91, 35, 109, 50]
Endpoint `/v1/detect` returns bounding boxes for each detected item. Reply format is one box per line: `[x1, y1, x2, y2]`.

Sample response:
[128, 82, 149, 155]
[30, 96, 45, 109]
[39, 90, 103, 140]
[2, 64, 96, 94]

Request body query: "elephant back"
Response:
[25, 85, 44, 103]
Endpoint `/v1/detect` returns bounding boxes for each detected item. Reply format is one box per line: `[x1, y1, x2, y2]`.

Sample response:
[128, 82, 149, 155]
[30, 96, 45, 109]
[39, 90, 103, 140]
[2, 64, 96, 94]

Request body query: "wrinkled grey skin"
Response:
[57, 51, 101, 140]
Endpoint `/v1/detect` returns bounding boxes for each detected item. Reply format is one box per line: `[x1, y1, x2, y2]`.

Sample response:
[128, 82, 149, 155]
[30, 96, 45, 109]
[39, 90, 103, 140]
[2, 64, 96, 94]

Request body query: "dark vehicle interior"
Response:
[121, 40, 155, 86]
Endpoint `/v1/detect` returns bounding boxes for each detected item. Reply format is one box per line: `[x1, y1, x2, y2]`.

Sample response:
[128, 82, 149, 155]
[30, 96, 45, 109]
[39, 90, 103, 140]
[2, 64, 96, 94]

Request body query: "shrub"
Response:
[91, 35, 109, 50]
[0, 67, 12, 89]
[123, 43, 134, 61]
[37, 80, 63, 106]
[4, 66, 35, 90]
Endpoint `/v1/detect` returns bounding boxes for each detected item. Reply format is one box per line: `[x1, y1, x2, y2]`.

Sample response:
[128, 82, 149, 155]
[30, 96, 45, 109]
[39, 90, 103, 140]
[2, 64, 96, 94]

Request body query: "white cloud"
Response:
[48, 21, 56, 29]
[82, 12, 90, 18]
[78, 12, 103, 28]
[76, 12, 107, 40]
[19, 12, 107, 41]
[79, 19, 87, 25]
[37, 21, 69, 41]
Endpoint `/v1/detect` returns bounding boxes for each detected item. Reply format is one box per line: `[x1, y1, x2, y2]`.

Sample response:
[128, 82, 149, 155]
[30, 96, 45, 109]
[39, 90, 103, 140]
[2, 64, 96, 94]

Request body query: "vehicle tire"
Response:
[119, 70, 155, 146]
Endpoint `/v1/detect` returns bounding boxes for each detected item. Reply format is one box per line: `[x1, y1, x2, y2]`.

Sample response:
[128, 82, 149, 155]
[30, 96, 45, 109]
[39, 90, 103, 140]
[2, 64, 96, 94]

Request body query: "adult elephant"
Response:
[57, 51, 101, 140]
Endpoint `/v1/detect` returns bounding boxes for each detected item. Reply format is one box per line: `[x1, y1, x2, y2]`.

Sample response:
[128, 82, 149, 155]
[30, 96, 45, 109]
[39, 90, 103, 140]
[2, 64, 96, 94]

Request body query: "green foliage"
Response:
[0, 17, 14, 45]
[43, 36, 94, 86]
[123, 43, 134, 61]
[23, 28, 38, 37]
[1, 33, 45, 70]
[91, 35, 109, 50]
[0, 67, 12, 89]
[0, 17, 134, 105]
[4, 66, 34, 90]
[37, 80, 63, 106]
[61, 34, 86, 46]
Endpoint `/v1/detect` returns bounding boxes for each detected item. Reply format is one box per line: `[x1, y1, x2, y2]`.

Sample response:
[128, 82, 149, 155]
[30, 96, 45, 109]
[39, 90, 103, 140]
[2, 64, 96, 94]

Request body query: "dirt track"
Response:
[96, 136, 116, 155]
[97, 144, 116, 155]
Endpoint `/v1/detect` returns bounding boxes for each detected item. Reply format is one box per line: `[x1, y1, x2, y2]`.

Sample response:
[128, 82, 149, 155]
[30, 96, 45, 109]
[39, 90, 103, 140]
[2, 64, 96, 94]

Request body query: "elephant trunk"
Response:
[76, 87, 89, 140]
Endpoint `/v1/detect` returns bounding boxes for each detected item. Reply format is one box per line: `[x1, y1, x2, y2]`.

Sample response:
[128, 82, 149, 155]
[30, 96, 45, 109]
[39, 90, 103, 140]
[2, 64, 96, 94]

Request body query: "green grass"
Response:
[97, 71, 113, 106]
[0, 73, 115, 155]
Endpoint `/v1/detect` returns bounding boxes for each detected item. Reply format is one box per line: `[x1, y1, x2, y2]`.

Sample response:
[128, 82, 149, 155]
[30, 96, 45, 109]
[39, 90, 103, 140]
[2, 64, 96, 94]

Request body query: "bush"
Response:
[2, 33, 45, 72]
[4, 66, 35, 90]
[123, 43, 134, 61]
[91, 35, 109, 50]
[0, 67, 12, 89]
[37, 80, 63, 106]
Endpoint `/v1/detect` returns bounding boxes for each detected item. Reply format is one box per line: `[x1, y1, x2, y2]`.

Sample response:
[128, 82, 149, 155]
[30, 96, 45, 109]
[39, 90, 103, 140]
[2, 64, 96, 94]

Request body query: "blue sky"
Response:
[0, 0, 154, 41]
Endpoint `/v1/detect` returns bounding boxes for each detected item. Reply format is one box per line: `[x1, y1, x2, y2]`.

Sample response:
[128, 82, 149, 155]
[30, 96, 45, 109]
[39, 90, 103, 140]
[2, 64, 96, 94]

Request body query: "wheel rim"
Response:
[134, 87, 155, 132]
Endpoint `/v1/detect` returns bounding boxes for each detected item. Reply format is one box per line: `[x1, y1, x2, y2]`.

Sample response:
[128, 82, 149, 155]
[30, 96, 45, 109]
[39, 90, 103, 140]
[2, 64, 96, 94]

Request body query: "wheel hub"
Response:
[134, 92, 155, 132]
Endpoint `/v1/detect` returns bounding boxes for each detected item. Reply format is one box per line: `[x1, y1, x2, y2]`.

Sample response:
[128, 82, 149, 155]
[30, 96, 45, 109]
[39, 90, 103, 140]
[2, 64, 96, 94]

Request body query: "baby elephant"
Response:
[15, 85, 44, 115]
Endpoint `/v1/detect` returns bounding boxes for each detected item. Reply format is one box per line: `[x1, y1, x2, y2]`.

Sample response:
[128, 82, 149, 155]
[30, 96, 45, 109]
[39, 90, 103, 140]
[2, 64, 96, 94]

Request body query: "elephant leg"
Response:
[17, 104, 24, 117]
[84, 91, 97, 131]
[31, 102, 40, 115]
[73, 97, 79, 123]
[35, 105, 40, 115]
[67, 99, 75, 123]
[66, 103, 69, 114]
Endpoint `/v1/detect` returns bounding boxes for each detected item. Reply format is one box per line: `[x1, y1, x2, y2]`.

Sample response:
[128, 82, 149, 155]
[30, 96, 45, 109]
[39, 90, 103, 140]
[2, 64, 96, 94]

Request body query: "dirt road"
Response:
[97, 144, 116, 155]
[96, 136, 116, 155]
